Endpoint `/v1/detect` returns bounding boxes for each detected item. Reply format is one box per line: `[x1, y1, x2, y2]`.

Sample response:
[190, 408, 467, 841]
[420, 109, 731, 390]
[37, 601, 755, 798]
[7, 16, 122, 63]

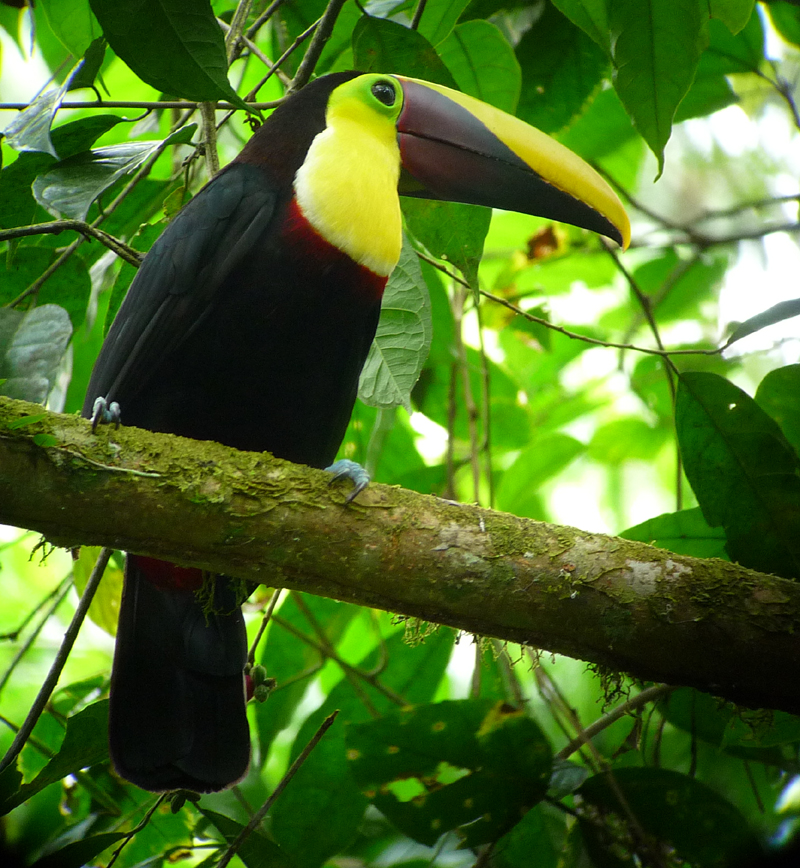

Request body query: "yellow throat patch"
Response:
[294, 75, 404, 278]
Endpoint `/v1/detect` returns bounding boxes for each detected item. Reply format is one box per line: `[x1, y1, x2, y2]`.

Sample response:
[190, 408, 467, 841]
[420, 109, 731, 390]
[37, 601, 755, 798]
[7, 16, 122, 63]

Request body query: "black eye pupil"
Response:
[371, 81, 396, 107]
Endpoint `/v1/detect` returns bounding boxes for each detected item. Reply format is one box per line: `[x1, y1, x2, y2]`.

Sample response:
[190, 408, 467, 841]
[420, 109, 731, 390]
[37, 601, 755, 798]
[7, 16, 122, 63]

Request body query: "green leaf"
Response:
[255, 593, 359, 760]
[7, 413, 48, 429]
[352, 16, 459, 87]
[416, 0, 471, 45]
[493, 804, 565, 868]
[767, 1, 800, 47]
[33, 124, 196, 221]
[496, 433, 585, 520]
[558, 86, 638, 162]
[620, 507, 728, 560]
[588, 418, 666, 465]
[359, 236, 432, 412]
[609, 0, 706, 175]
[700, 12, 764, 75]
[437, 20, 521, 113]
[551, 0, 610, 53]
[200, 809, 293, 868]
[676, 371, 800, 580]
[39, 0, 101, 58]
[67, 37, 107, 92]
[0, 305, 73, 404]
[31, 834, 125, 868]
[73, 546, 122, 635]
[88, 0, 249, 110]
[0, 246, 92, 329]
[725, 298, 800, 348]
[710, 0, 755, 34]
[0, 701, 109, 815]
[402, 198, 491, 296]
[347, 700, 552, 846]
[660, 687, 800, 753]
[2, 58, 96, 158]
[755, 365, 800, 458]
[32, 433, 58, 447]
[3, 85, 66, 158]
[579, 768, 762, 867]
[270, 628, 454, 868]
[105, 219, 163, 332]
[516, 1, 609, 134]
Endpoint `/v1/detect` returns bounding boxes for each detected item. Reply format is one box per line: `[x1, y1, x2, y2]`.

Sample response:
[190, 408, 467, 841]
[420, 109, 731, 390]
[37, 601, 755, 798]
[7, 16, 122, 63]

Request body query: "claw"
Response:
[91, 396, 121, 432]
[325, 459, 370, 503]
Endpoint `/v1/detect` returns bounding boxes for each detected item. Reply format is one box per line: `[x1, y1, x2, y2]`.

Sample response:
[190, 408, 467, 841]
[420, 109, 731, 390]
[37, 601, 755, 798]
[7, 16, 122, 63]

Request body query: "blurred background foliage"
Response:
[2, 0, 800, 865]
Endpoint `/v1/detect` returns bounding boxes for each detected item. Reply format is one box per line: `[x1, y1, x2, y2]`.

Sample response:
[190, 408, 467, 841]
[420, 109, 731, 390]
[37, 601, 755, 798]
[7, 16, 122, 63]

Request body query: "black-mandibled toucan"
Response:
[83, 71, 630, 793]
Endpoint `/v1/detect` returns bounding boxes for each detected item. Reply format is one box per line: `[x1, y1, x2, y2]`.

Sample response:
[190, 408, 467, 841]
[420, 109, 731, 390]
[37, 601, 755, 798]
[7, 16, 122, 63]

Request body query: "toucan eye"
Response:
[371, 81, 396, 107]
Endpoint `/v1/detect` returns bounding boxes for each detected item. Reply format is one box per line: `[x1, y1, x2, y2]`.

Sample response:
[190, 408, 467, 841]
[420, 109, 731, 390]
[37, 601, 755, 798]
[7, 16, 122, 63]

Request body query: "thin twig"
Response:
[411, 0, 427, 29]
[0, 100, 282, 111]
[479, 287, 719, 361]
[224, 0, 256, 61]
[217, 710, 340, 868]
[288, 0, 349, 93]
[271, 612, 406, 707]
[0, 574, 73, 698]
[199, 102, 221, 177]
[0, 548, 111, 775]
[106, 795, 167, 868]
[556, 685, 674, 760]
[247, 587, 283, 665]
[0, 220, 143, 268]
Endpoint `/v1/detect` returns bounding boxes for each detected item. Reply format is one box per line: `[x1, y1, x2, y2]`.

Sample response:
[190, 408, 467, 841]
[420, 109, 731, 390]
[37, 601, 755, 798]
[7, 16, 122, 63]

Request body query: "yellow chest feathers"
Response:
[293, 100, 402, 278]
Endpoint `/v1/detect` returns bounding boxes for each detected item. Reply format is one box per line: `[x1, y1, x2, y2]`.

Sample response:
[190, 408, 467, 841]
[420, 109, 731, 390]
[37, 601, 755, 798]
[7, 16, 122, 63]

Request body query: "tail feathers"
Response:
[109, 555, 250, 792]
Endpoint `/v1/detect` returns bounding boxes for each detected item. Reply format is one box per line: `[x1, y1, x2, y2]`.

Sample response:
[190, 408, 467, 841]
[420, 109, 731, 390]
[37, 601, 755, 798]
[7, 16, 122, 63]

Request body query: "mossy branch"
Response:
[1, 395, 799, 714]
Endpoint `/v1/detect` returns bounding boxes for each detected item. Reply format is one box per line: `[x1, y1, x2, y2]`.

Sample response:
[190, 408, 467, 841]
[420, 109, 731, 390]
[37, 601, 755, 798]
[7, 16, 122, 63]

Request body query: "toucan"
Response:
[82, 71, 629, 793]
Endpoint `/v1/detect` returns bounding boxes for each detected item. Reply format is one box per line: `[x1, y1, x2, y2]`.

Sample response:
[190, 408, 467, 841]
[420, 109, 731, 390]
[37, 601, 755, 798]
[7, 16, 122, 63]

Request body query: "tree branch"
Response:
[1, 396, 799, 715]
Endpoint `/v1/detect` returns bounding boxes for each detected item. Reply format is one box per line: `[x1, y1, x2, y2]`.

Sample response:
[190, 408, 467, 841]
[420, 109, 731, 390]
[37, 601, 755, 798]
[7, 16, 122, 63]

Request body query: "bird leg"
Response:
[90, 396, 122, 432]
[325, 459, 370, 503]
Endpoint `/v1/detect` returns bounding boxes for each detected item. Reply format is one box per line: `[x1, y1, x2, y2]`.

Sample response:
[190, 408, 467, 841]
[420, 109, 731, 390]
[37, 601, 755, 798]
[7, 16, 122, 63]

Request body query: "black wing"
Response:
[82, 163, 279, 418]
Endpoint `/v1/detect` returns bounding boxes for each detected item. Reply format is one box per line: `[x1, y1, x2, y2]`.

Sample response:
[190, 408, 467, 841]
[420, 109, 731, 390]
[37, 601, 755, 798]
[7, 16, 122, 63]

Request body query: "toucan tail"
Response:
[108, 555, 251, 792]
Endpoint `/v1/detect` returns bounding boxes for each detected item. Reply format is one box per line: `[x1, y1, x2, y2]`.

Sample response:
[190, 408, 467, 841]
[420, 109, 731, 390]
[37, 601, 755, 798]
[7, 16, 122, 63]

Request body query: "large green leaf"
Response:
[270, 628, 454, 868]
[609, 0, 706, 174]
[711, 0, 756, 34]
[359, 236, 432, 411]
[579, 768, 761, 867]
[347, 700, 552, 846]
[551, 0, 610, 53]
[620, 507, 728, 560]
[200, 809, 293, 868]
[755, 365, 800, 458]
[402, 198, 491, 295]
[416, 0, 472, 46]
[676, 371, 800, 580]
[516, 1, 609, 134]
[0, 304, 73, 404]
[0, 701, 109, 815]
[39, 0, 101, 58]
[254, 593, 360, 760]
[496, 433, 585, 520]
[31, 833, 125, 868]
[493, 804, 564, 868]
[89, 0, 248, 110]
[33, 124, 196, 221]
[352, 15, 459, 87]
[437, 20, 521, 113]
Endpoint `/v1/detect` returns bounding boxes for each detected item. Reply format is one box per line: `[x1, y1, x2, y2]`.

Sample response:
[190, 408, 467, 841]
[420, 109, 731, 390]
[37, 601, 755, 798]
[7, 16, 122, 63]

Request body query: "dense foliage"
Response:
[2, 0, 800, 865]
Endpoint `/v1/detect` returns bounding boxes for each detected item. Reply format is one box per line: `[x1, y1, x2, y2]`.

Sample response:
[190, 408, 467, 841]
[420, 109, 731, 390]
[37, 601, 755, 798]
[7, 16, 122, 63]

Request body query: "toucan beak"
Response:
[395, 77, 630, 249]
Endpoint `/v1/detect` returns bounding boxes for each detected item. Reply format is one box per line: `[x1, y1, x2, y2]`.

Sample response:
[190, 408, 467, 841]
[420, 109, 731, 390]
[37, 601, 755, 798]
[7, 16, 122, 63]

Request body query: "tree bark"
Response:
[1, 396, 799, 714]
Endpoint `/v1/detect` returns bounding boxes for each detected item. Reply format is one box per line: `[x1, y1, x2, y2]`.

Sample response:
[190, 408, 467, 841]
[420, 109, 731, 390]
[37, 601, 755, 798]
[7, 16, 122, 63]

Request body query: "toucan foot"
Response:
[325, 459, 370, 503]
[91, 396, 121, 432]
